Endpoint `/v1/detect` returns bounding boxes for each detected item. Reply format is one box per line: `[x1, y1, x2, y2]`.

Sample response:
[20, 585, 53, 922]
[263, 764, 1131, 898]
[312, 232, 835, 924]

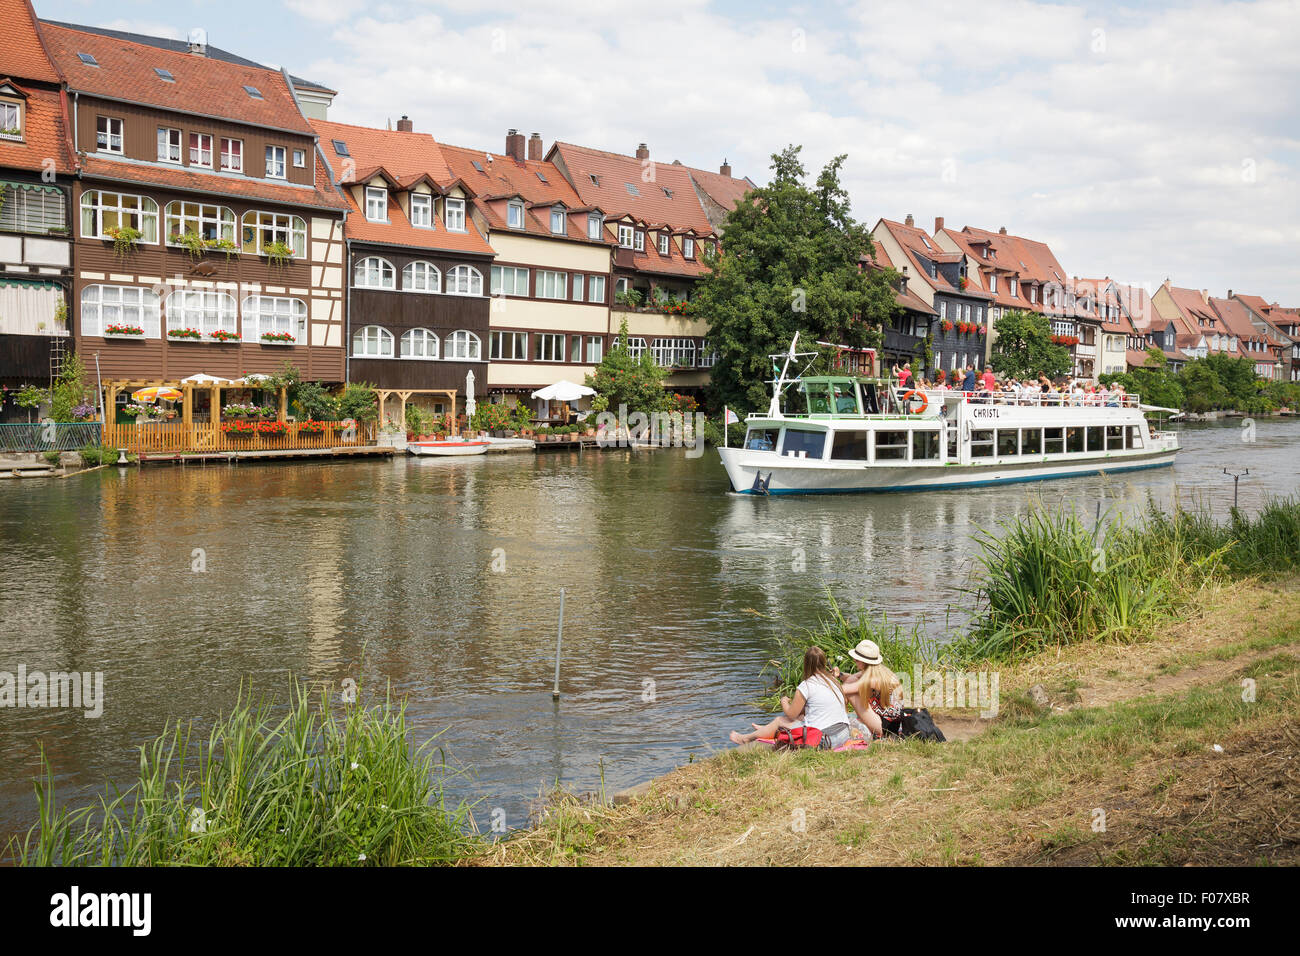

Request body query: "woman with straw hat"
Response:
[833, 640, 904, 739]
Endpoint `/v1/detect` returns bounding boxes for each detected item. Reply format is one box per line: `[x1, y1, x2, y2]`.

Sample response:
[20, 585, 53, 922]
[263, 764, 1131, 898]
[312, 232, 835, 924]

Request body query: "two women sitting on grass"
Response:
[729, 641, 904, 749]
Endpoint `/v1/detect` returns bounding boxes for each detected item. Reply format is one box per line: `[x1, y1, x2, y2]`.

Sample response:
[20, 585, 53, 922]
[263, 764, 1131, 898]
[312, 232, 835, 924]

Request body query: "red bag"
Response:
[774, 725, 822, 750]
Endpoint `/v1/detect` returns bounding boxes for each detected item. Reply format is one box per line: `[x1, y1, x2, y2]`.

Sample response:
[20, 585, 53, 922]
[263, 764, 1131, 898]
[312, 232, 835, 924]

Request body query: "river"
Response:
[0, 418, 1296, 841]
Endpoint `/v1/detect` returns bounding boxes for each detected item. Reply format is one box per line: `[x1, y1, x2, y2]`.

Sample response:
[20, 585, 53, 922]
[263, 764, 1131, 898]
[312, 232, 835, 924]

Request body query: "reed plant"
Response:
[10, 682, 473, 866]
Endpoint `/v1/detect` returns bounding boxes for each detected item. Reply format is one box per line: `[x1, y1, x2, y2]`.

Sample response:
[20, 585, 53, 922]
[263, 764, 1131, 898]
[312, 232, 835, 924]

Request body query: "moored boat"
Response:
[407, 439, 491, 457]
[718, 337, 1180, 495]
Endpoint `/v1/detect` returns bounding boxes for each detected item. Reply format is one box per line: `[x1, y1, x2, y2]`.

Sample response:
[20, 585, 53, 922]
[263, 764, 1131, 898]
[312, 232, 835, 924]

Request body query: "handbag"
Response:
[774, 724, 822, 750]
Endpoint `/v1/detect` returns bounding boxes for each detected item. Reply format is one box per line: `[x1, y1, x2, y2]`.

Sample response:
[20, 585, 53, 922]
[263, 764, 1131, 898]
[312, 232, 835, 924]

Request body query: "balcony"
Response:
[883, 329, 926, 355]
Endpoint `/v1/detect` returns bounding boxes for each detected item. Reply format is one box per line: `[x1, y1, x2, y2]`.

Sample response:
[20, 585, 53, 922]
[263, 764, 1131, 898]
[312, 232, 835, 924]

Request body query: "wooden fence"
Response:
[102, 421, 377, 455]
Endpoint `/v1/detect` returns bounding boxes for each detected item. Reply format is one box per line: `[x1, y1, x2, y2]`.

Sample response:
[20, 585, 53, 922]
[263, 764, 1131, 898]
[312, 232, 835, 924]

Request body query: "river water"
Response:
[0, 419, 1296, 840]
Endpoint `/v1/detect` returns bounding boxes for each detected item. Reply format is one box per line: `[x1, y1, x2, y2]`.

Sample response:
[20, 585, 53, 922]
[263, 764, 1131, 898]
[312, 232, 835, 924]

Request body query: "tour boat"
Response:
[717, 337, 1179, 495]
[407, 438, 491, 457]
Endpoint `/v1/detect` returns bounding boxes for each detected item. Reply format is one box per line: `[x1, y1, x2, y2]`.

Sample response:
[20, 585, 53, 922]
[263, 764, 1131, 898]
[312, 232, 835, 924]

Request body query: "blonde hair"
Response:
[859, 662, 902, 708]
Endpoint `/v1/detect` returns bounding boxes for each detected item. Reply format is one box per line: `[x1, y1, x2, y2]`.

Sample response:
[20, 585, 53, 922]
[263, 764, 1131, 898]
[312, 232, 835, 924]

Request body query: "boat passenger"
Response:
[730, 646, 850, 749]
[982, 367, 997, 392]
[962, 366, 977, 392]
[832, 640, 904, 739]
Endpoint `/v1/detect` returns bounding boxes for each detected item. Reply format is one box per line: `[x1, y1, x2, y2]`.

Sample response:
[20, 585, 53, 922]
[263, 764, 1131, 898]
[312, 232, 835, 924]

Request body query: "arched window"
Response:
[81, 284, 161, 338]
[240, 210, 305, 256]
[400, 328, 439, 360]
[80, 191, 159, 242]
[164, 201, 235, 245]
[446, 265, 483, 296]
[402, 261, 441, 293]
[352, 325, 394, 358]
[165, 289, 237, 337]
[242, 295, 307, 341]
[445, 330, 481, 360]
[355, 256, 396, 289]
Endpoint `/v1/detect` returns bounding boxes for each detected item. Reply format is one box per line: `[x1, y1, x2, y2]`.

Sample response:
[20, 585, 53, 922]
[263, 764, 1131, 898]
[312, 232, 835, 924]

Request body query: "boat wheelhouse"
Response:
[717, 341, 1179, 495]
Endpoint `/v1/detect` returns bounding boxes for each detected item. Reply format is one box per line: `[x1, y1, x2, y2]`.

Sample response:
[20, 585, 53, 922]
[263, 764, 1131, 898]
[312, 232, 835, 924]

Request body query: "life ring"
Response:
[901, 389, 929, 415]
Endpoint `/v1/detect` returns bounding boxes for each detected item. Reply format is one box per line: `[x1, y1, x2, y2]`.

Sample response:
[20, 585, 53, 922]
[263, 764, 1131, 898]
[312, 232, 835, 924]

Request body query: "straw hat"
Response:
[848, 640, 882, 665]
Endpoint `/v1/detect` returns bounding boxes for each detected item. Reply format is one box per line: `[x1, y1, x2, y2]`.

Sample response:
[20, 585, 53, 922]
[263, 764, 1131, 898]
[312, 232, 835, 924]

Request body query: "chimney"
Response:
[505, 129, 525, 162]
[999, 226, 1007, 235]
[527, 132, 542, 161]
[720, 158, 732, 177]
[904, 213, 914, 227]
[635, 143, 649, 161]
[934, 216, 944, 234]
[396, 115, 413, 133]
[187, 27, 207, 56]
[1228, 289, 1233, 299]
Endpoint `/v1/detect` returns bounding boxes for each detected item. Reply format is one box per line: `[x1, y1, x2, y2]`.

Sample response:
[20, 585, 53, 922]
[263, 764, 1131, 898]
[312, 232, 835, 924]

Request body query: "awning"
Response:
[0, 276, 59, 290]
[0, 180, 63, 196]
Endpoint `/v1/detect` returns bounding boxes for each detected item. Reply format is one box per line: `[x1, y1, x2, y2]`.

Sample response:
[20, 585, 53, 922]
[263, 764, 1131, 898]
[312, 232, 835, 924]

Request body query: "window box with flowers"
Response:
[167, 327, 203, 341]
[263, 241, 294, 268]
[260, 331, 296, 346]
[106, 226, 142, 259]
[222, 403, 273, 419]
[958, 276, 968, 290]
[296, 420, 326, 435]
[104, 323, 146, 340]
[941, 320, 954, 333]
[209, 329, 241, 343]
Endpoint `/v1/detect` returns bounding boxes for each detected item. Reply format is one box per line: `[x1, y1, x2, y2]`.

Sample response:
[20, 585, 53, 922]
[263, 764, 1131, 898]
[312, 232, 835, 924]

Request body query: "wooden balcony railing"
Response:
[102, 421, 376, 455]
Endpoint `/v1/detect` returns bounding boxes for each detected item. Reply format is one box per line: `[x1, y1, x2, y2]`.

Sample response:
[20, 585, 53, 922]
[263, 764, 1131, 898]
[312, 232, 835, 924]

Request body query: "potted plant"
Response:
[106, 225, 142, 259]
[104, 323, 146, 339]
[941, 320, 954, 333]
[221, 420, 256, 438]
[172, 230, 206, 261]
[168, 327, 203, 340]
[264, 241, 294, 268]
[297, 420, 326, 435]
[210, 329, 241, 343]
[260, 331, 295, 345]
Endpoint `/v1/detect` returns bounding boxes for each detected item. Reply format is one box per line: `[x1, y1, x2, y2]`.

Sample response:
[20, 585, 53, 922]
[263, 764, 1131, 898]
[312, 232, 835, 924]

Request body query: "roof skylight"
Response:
[243, 85, 263, 99]
[154, 68, 175, 82]
[625, 183, 640, 196]
[77, 52, 99, 66]
[332, 139, 350, 157]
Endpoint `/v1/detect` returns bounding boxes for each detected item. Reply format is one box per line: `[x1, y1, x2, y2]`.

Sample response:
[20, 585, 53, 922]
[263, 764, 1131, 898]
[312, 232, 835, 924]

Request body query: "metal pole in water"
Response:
[551, 587, 565, 700]
[1224, 468, 1248, 509]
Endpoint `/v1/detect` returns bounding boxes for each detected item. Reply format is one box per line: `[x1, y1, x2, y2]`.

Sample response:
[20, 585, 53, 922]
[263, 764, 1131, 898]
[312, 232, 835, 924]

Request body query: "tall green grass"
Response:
[10, 682, 473, 866]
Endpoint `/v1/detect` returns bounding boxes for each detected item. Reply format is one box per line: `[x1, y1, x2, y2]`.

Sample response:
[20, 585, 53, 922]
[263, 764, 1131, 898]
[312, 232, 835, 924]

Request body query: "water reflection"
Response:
[0, 420, 1296, 839]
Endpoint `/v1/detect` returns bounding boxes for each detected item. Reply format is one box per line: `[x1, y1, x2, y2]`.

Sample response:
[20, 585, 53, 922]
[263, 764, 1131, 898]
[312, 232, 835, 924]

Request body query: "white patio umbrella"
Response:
[530, 380, 596, 402]
[465, 369, 476, 419]
[180, 373, 232, 385]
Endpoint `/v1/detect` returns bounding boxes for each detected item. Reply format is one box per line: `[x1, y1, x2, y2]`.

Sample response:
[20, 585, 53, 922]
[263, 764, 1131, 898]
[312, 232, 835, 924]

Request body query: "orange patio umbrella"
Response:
[131, 387, 183, 403]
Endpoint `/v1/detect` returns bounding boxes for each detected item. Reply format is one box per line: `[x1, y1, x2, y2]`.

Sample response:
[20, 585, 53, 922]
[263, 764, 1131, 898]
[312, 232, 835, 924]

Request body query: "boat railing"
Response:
[895, 387, 1141, 409]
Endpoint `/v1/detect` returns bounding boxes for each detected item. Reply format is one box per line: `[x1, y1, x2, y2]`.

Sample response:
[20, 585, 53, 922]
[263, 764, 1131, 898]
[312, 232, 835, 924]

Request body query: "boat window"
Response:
[861, 383, 881, 415]
[1086, 427, 1104, 452]
[782, 390, 808, 416]
[946, 426, 958, 459]
[997, 429, 1019, 456]
[1022, 429, 1042, 455]
[912, 430, 940, 460]
[830, 431, 869, 460]
[1128, 426, 1144, 449]
[803, 382, 833, 415]
[832, 382, 859, 415]
[745, 428, 778, 451]
[1044, 427, 1065, 454]
[781, 428, 826, 459]
[1105, 425, 1125, 449]
[873, 430, 908, 461]
[970, 429, 995, 458]
[1066, 427, 1085, 453]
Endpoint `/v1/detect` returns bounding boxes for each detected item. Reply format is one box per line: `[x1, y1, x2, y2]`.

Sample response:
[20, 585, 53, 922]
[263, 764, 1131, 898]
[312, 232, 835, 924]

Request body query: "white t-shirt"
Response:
[796, 676, 847, 731]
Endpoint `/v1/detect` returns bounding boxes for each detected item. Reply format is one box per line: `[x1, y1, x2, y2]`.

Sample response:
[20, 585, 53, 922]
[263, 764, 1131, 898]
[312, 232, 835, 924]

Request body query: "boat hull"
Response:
[718, 446, 1178, 495]
[407, 441, 490, 457]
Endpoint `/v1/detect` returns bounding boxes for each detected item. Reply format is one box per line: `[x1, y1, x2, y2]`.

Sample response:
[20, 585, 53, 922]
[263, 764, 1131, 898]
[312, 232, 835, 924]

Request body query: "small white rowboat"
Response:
[407, 439, 491, 457]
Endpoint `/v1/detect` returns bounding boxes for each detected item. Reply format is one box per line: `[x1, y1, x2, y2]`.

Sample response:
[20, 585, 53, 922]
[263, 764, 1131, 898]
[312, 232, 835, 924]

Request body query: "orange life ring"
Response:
[901, 389, 929, 415]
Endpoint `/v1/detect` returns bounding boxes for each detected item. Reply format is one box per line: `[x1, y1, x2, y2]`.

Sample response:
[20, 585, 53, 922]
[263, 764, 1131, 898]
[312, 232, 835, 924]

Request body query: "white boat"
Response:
[717, 337, 1179, 495]
[407, 438, 491, 457]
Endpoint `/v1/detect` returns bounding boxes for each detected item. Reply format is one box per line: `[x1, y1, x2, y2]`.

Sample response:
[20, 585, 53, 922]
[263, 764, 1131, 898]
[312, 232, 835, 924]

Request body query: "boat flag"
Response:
[724, 406, 739, 447]
[725, 407, 739, 425]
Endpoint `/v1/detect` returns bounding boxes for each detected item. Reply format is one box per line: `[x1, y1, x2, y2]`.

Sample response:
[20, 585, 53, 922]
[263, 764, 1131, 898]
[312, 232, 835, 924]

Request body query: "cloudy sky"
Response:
[39, 0, 1300, 303]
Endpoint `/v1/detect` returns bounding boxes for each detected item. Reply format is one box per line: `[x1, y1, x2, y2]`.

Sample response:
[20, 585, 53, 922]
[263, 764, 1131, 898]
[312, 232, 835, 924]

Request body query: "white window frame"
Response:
[588, 214, 602, 240]
[618, 223, 634, 248]
[354, 256, 396, 290]
[243, 295, 307, 341]
[157, 127, 182, 164]
[353, 325, 394, 358]
[507, 201, 524, 229]
[684, 236, 694, 259]
[96, 116, 123, 154]
[402, 260, 441, 293]
[588, 275, 607, 304]
[365, 186, 388, 223]
[490, 331, 527, 361]
[265, 145, 287, 179]
[80, 190, 159, 243]
[292, 149, 306, 168]
[446, 329, 482, 360]
[490, 265, 529, 297]
[651, 337, 696, 368]
[220, 138, 243, 172]
[988, 275, 997, 293]
[533, 332, 565, 362]
[409, 193, 433, 229]
[81, 284, 161, 338]
[189, 132, 213, 169]
[572, 274, 585, 302]
[550, 206, 566, 234]
[0, 183, 65, 234]
[0, 101, 21, 139]
[633, 230, 645, 252]
[400, 328, 440, 360]
[164, 289, 237, 337]
[165, 201, 236, 245]
[444, 197, 466, 232]
[621, 336, 647, 360]
[698, 340, 717, 368]
[586, 335, 603, 364]
[658, 233, 669, 256]
[240, 210, 306, 257]
[536, 270, 567, 300]
[447, 264, 483, 296]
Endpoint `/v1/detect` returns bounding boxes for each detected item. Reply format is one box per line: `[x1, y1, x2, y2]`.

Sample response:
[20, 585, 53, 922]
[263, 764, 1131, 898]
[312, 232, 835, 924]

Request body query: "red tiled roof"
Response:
[0, 0, 62, 84]
[1208, 296, 1268, 345]
[0, 82, 75, 174]
[549, 142, 715, 233]
[939, 225, 1068, 311]
[340, 189, 494, 256]
[41, 21, 313, 134]
[673, 160, 756, 212]
[78, 153, 348, 211]
[876, 219, 992, 300]
[1073, 278, 1137, 335]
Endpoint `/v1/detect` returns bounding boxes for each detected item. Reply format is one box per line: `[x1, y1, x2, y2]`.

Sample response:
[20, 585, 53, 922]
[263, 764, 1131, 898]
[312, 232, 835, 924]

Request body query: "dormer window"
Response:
[0, 100, 22, 140]
[550, 206, 566, 234]
[444, 197, 466, 232]
[988, 274, 997, 293]
[588, 214, 602, 240]
[507, 201, 524, 229]
[1009, 278, 1018, 297]
[618, 223, 634, 248]
[684, 237, 695, 259]
[365, 186, 387, 222]
[410, 193, 432, 228]
[634, 230, 645, 252]
[1029, 285, 1037, 304]
[658, 233, 669, 256]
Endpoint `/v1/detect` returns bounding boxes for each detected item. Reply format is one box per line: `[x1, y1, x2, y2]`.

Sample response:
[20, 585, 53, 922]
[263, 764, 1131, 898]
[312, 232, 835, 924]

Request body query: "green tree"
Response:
[988, 310, 1071, 379]
[337, 382, 378, 423]
[50, 353, 91, 422]
[585, 318, 673, 414]
[1103, 349, 1184, 409]
[693, 145, 900, 412]
[1175, 360, 1230, 413]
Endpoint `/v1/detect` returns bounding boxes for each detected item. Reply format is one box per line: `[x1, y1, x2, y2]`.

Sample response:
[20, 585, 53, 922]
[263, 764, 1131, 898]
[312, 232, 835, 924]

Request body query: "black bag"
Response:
[880, 707, 946, 742]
